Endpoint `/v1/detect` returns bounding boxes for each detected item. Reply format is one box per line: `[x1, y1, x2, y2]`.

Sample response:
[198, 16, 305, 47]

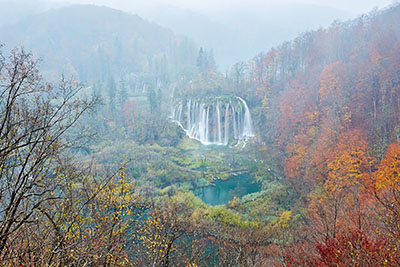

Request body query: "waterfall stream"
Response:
[171, 96, 254, 145]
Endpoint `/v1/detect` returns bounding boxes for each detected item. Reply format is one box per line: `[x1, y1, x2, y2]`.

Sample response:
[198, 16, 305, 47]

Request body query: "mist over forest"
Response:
[1, 0, 400, 266]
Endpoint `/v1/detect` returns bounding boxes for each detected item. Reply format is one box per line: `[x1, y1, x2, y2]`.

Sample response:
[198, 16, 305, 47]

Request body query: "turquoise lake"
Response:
[193, 174, 261, 206]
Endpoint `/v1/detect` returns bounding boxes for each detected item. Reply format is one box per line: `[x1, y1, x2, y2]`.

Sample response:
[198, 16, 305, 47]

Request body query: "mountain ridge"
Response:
[0, 4, 198, 81]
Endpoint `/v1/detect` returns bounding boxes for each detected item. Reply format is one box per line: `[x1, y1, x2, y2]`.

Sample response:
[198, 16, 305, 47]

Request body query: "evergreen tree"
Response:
[118, 77, 128, 109]
[196, 48, 206, 74]
[107, 74, 116, 112]
[196, 47, 216, 75]
[146, 84, 157, 114]
[157, 87, 162, 113]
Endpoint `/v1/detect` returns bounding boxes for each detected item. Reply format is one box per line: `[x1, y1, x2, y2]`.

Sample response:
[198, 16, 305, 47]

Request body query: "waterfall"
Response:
[236, 96, 254, 137]
[224, 104, 230, 145]
[205, 107, 210, 144]
[179, 104, 183, 122]
[187, 99, 191, 130]
[232, 105, 238, 139]
[171, 96, 254, 145]
[217, 103, 222, 144]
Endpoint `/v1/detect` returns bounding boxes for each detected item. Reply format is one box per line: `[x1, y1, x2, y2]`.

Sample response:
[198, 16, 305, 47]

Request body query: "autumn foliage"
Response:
[3, 2, 400, 266]
[242, 4, 400, 265]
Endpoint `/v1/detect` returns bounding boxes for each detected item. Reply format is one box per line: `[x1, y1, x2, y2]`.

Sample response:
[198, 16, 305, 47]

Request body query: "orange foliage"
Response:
[308, 130, 373, 242]
[375, 144, 400, 191]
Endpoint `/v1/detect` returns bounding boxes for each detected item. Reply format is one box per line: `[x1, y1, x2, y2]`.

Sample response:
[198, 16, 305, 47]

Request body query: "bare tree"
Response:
[0, 47, 97, 260]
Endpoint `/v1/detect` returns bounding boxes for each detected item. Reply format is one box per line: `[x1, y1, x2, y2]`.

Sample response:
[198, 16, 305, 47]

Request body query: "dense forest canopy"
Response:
[1, 1, 400, 266]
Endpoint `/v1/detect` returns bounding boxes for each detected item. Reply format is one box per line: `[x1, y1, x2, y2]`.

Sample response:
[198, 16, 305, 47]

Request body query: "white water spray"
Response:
[171, 96, 254, 145]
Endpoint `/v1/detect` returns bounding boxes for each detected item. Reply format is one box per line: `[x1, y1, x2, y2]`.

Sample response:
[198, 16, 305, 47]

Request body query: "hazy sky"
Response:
[47, 0, 397, 16]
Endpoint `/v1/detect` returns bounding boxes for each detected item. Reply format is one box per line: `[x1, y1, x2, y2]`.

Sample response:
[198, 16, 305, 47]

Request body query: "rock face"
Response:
[171, 96, 254, 145]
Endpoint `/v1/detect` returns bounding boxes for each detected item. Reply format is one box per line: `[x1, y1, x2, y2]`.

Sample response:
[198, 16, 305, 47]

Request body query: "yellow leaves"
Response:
[277, 210, 292, 229]
[228, 196, 240, 208]
[261, 96, 270, 115]
[348, 241, 354, 250]
[342, 109, 352, 125]
[37, 164, 146, 265]
[322, 130, 368, 196]
[374, 144, 400, 191]
[138, 216, 172, 257]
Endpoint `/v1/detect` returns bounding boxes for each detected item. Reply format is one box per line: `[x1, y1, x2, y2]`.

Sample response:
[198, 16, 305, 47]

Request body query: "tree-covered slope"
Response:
[234, 3, 400, 265]
[0, 4, 197, 81]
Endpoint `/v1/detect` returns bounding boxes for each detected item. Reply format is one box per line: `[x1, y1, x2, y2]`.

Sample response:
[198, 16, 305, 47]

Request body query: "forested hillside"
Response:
[1, 1, 400, 266]
[239, 3, 400, 265]
[0, 5, 197, 81]
[141, 3, 349, 69]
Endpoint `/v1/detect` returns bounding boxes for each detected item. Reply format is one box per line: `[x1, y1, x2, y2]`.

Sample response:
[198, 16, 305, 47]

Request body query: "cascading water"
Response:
[237, 96, 253, 137]
[171, 96, 254, 145]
